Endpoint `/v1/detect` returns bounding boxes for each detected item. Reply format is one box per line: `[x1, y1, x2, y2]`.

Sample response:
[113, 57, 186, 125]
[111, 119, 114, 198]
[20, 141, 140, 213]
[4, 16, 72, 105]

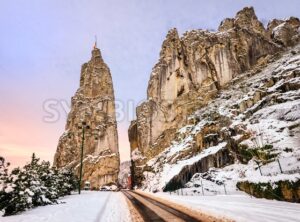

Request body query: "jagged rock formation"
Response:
[145, 44, 300, 196]
[129, 7, 300, 189]
[53, 46, 119, 189]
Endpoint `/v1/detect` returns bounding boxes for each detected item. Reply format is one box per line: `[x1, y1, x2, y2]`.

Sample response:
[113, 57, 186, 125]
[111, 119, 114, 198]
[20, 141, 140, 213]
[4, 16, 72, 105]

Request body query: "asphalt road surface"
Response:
[122, 190, 200, 222]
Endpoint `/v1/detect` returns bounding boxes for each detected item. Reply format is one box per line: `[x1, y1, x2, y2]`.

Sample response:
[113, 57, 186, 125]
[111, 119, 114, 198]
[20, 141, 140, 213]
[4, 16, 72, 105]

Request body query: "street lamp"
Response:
[78, 121, 100, 194]
[78, 121, 90, 194]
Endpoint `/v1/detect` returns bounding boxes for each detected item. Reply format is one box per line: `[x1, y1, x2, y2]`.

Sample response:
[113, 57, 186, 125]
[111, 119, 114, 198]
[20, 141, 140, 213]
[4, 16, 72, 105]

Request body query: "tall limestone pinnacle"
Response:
[53, 46, 119, 189]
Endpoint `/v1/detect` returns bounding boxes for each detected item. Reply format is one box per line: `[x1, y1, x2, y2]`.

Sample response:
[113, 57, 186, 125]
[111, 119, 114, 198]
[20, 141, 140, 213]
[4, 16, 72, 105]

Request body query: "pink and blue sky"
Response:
[1, 0, 299, 167]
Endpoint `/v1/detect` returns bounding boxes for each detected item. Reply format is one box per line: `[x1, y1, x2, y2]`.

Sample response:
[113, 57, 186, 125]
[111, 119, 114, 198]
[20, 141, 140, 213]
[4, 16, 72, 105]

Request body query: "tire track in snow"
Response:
[94, 192, 112, 222]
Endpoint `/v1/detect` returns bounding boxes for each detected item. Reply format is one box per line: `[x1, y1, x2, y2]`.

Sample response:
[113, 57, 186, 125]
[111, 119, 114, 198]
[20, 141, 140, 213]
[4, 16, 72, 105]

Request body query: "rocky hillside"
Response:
[129, 7, 300, 201]
[53, 46, 119, 189]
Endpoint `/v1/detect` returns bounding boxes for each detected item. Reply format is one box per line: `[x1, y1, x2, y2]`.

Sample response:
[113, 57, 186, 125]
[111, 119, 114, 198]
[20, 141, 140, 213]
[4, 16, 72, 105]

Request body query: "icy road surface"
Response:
[0, 191, 131, 222]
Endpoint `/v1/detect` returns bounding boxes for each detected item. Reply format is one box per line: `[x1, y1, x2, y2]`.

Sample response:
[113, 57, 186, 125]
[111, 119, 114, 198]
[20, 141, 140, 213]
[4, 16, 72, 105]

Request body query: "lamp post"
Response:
[78, 121, 99, 194]
[78, 121, 90, 194]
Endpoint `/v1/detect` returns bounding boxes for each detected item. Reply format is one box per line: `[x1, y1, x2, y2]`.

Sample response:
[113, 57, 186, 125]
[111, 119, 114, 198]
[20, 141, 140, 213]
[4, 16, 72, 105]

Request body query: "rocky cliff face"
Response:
[53, 46, 119, 189]
[129, 7, 300, 189]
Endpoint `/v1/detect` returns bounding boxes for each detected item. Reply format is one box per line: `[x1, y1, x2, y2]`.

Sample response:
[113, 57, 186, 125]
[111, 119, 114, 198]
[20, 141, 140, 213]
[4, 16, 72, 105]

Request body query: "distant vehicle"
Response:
[99, 184, 119, 191]
[99, 186, 110, 191]
[84, 181, 91, 190]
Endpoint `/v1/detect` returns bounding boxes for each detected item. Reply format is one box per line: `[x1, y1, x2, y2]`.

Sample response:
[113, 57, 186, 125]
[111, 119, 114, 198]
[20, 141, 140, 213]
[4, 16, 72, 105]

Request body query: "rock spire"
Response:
[54, 46, 119, 189]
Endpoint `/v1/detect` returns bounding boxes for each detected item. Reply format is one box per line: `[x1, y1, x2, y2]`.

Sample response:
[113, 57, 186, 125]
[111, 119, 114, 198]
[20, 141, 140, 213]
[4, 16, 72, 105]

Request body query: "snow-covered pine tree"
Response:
[0, 153, 77, 216]
[22, 153, 54, 207]
[0, 154, 51, 215]
[55, 168, 77, 197]
[0, 167, 34, 216]
[0, 156, 9, 207]
[0, 156, 9, 190]
[39, 160, 60, 201]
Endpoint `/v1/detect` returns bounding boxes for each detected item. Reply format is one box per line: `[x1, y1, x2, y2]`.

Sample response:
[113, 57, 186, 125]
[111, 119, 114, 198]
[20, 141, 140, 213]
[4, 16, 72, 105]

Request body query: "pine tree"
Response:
[0, 153, 77, 216]
[0, 167, 34, 215]
[0, 156, 9, 190]
[55, 168, 77, 196]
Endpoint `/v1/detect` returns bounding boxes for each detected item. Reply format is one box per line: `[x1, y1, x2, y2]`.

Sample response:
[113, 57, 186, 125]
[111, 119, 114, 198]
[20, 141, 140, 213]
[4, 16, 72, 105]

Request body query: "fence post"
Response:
[277, 159, 283, 173]
[201, 179, 204, 196]
[258, 166, 262, 175]
[223, 183, 227, 195]
[255, 161, 262, 176]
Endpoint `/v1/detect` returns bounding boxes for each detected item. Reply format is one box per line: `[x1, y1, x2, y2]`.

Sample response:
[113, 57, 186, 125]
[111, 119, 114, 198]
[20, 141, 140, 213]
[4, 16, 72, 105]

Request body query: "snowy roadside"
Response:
[0, 191, 131, 222]
[148, 191, 300, 222]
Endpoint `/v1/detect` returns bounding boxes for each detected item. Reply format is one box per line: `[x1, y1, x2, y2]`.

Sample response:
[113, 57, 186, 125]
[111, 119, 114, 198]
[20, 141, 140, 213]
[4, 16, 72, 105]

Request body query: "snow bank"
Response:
[152, 191, 300, 222]
[0, 191, 131, 222]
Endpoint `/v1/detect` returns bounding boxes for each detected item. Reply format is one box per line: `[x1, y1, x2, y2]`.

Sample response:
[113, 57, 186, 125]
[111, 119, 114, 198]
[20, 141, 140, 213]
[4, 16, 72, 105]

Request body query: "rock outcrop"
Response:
[267, 17, 300, 47]
[129, 7, 300, 188]
[53, 46, 119, 189]
[237, 180, 300, 202]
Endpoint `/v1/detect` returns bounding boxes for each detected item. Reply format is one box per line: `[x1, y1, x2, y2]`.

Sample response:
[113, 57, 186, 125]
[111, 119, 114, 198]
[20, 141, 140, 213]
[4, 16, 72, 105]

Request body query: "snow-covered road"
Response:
[2, 190, 300, 222]
[0, 191, 131, 222]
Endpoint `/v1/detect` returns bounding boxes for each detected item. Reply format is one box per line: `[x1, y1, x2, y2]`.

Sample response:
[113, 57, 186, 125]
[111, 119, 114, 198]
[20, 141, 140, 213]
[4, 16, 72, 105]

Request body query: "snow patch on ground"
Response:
[0, 191, 131, 222]
[151, 191, 300, 222]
